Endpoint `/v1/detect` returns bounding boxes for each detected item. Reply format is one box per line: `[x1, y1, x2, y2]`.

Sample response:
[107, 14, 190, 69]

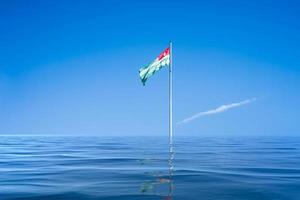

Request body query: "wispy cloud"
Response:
[177, 98, 257, 125]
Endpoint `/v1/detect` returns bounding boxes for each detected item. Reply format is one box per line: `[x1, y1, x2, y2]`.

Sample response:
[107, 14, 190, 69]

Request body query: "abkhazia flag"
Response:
[139, 47, 170, 85]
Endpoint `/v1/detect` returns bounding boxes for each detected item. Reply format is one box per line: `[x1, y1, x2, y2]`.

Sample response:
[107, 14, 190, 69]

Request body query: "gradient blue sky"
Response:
[0, 0, 299, 136]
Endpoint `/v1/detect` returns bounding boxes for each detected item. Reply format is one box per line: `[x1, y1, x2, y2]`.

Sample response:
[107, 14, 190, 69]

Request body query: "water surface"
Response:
[0, 136, 299, 200]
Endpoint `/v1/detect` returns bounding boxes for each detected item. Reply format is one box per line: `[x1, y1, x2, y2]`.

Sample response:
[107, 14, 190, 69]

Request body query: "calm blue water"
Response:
[0, 136, 299, 200]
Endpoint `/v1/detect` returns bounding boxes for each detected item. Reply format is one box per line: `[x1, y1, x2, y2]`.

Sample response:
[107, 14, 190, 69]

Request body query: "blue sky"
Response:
[0, 0, 299, 136]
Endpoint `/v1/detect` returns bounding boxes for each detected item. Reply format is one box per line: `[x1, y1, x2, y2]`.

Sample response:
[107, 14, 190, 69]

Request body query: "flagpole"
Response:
[167, 41, 174, 198]
[169, 41, 173, 146]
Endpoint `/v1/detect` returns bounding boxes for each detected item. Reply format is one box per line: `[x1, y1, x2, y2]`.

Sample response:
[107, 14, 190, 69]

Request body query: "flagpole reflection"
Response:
[139, 142, 174, 199]
[166, 141, 174, 200]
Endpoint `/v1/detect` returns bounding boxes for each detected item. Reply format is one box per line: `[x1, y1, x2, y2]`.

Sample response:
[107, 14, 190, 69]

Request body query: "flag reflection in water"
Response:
[140, 142, 174, 200]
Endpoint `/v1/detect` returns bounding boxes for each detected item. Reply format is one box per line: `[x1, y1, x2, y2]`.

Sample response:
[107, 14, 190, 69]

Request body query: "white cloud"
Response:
[177, 98, 257, 125]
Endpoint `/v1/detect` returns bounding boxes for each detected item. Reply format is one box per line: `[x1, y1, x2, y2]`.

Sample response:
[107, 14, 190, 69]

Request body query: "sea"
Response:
[0, 136, 299, 200]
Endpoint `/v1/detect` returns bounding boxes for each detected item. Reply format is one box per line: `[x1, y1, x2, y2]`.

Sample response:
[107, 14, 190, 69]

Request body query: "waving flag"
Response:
[139, 47, 170, 85]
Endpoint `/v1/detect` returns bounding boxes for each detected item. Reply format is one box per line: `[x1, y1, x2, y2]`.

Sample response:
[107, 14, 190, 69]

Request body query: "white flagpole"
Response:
[169, 41, 173, 146]
[168, 41, 174, 197]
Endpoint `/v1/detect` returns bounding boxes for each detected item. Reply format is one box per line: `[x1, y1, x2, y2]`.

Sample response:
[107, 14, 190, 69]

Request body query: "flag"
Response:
[139, 47, 170, 85]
